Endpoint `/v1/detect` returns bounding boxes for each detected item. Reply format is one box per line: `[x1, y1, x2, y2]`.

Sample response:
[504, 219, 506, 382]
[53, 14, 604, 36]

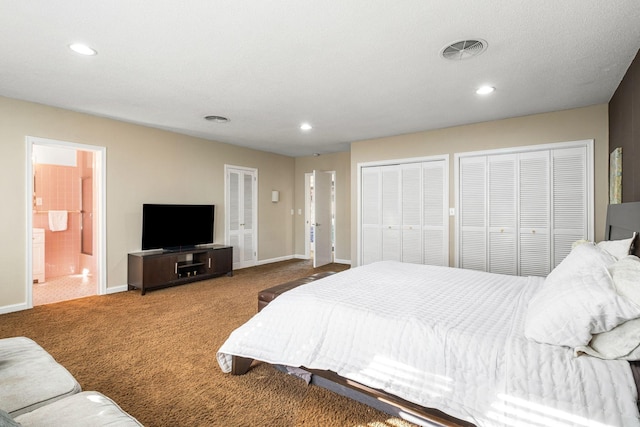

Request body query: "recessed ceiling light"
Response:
[69, 43, 97, 56]
[300, 123, 312, 131]
[476, 85, 495, 95]
[204, 115, 230, 123]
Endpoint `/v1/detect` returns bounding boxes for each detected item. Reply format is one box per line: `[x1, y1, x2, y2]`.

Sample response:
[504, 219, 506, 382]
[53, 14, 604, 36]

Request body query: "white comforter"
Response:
[217, 261, 640, 427]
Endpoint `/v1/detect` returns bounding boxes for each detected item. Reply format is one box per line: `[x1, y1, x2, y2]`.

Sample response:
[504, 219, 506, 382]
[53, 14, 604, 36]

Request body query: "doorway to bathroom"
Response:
[26, 137, 106, 306]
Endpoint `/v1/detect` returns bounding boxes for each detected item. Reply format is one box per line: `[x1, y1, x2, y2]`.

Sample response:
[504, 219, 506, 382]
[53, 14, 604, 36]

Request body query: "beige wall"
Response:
[0, 96, 295, 309]
[293, 152, 351, 262]
[350, 104, 610, 265]
[0, 96, 611, 311]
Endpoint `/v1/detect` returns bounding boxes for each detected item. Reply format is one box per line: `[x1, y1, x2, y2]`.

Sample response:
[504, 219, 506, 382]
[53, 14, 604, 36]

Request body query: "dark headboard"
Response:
[605, 202, 640, 399]
[604, 202, 640, 256]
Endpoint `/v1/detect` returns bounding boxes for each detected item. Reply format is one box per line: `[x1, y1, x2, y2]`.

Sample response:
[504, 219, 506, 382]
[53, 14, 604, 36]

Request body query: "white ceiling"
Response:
[1, 1, 639, 157]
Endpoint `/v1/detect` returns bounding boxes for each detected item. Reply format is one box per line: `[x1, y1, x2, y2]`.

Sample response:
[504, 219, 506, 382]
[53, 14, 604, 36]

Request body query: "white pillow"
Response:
[575, 318, 640, 360]
[610, 255, 640, 303]
[575, 256, 640, 360]
[596, 232, 636, 260]
[524, 244, 640, 348]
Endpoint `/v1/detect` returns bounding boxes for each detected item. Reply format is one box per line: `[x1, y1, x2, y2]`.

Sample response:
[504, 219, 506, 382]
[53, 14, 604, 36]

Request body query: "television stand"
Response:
[127, 244, 232, 295]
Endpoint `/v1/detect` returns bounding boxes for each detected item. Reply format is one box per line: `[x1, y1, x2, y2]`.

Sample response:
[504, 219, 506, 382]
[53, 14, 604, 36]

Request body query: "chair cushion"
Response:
[0, 408, 21, 427]
[14, 391, 143, 426]
[0, 337, 81, 416]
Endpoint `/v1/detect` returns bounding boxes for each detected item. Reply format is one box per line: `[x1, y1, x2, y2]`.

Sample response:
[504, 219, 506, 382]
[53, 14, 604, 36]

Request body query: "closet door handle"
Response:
[175, 262, 178, 274]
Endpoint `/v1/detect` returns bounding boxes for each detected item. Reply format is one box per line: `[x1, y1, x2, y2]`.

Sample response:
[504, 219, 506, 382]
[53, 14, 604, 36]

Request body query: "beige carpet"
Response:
[0, 259, 418, 427]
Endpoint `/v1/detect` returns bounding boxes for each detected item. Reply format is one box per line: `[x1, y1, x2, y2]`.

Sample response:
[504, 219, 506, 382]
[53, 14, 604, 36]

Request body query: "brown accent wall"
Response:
[609, 49, 640, 202]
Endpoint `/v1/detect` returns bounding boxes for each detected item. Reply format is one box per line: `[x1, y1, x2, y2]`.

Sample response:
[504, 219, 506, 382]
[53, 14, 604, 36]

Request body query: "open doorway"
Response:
[26, 137, 106, 307]
[305, 170, 335, 267]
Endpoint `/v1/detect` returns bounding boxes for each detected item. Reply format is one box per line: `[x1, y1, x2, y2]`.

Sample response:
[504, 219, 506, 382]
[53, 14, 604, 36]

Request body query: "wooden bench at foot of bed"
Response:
[257, 271, 336, 312]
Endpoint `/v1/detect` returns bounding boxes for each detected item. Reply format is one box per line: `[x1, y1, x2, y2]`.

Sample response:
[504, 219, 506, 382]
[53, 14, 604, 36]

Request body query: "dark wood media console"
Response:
[127, 245, 232, 295]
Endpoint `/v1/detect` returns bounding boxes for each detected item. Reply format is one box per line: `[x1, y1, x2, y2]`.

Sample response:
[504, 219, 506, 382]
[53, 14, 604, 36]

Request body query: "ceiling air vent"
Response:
[204, 115, 230, 123]
[440, 39, 487, 61]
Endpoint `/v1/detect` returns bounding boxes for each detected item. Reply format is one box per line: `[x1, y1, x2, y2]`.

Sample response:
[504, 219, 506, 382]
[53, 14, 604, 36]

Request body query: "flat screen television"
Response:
[142, 204, 215, 251]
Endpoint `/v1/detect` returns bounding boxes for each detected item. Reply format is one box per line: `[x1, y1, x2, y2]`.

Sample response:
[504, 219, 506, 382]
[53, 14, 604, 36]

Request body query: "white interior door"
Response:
[313, 170, 333, 268]
[226, 166, 257, 270]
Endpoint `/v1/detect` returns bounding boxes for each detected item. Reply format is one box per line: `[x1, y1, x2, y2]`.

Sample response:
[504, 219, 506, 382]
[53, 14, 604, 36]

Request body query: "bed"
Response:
[217, 202, 640, 427]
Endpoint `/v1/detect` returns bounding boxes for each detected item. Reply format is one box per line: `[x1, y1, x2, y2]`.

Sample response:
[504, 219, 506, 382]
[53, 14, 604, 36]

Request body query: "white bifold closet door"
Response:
[226, 166, 257, 270]
[381, 166, 401, 261]
[361, 167, 382, 265]
[401, 164, 422, 264]
[488, 154, 518, 275]
[458, 142, 591, 276]
[551, 147, 589, 266]
[360, 159, 447, 266]
[519, 150, 550, 276]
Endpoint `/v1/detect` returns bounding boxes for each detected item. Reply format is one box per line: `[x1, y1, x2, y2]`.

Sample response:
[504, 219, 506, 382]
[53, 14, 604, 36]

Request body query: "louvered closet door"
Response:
[401, 164, 422, 264]
[423, 161, 447, 266]
[519, 151, 550, 276]
[228, 170, 241, 264]
[361, 167, 382, 265]
[459, 156, 487, 271]
[360, 159, 448, 267]
[552, 146, 587, 268]
[458, 142, 591, 277]
[381, 165, 401, 261]
[488, 154, 517, 275]
[227, 167, 257, 270]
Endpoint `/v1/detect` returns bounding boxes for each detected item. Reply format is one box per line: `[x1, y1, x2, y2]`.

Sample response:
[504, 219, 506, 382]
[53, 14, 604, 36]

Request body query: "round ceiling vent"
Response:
[440, 39, 487, 61]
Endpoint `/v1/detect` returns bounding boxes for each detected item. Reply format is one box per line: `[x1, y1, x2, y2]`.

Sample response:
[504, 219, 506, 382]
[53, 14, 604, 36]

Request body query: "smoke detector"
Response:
[440, 39, 487, 61]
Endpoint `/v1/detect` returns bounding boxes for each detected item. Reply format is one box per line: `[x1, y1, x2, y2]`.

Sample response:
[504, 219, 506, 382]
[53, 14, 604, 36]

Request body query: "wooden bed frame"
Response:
[231, 355, 473, 427]
[231, 201, 640, 427]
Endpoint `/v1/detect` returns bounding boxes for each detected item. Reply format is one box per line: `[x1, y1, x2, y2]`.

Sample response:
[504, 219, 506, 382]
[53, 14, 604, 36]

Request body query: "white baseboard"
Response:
[106, 285, 129, 294]
[291, 255, 351, 265]
[257, 255, 295, 266]
[258, 255, 351, 266]
[0, 302, 30, 315]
